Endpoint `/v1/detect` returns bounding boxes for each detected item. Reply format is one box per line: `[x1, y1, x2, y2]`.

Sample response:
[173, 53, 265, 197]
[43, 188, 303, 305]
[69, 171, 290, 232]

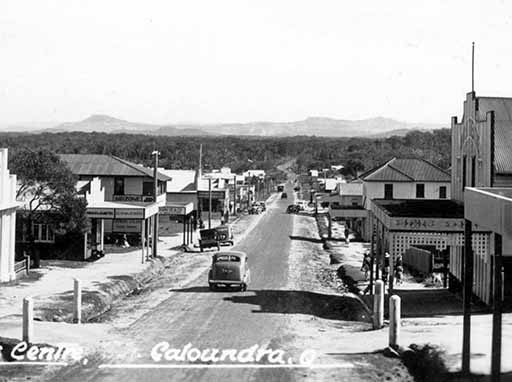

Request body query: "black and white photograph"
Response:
[1, 1, 512, 381]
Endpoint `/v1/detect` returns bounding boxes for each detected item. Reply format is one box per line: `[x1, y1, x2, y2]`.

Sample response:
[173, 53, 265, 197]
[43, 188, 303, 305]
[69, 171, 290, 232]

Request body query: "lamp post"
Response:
[152, 150, 160, 258]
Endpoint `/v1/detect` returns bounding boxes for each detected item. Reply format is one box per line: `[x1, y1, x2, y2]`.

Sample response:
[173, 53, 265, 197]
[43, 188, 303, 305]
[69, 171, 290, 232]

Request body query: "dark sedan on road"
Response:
[208, 251, 250, 291]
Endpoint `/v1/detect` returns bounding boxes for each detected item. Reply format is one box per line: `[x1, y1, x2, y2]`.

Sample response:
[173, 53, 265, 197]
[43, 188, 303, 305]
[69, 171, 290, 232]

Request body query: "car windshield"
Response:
[216, 255, 240, 262]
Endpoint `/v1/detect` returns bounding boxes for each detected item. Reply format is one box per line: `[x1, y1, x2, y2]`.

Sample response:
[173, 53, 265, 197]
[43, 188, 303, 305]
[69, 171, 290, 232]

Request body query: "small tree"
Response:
[10, 149, 89, 267]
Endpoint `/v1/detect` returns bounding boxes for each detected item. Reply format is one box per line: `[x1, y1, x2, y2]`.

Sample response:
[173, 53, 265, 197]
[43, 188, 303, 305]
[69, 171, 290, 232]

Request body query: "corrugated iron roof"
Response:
[494, 122, 512, 174]
[360, 158, 450, 182]
[474, 97, 512, 174]
[374, 199, 464, 218]
[59, 154, 171, 181]
[477, 97, 512, 122]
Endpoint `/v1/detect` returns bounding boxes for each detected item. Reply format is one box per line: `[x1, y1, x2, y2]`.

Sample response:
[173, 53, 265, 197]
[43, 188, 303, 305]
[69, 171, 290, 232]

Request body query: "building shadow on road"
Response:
[169, 287, 371, 322]
[288, 235, 323, 244]
[225, 290, 372, 322]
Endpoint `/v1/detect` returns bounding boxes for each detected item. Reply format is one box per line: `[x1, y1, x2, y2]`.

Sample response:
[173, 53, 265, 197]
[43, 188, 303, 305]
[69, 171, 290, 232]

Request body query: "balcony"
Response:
[113, 193, 166, 206]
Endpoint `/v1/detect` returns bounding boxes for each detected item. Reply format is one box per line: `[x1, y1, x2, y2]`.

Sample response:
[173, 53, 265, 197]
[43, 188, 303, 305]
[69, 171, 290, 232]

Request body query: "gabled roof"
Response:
[59, 154, 171, 181]
[359, 158, 450, 182]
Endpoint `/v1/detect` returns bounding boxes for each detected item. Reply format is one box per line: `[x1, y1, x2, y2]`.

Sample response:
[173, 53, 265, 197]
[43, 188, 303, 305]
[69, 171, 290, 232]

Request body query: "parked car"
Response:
[199, 228, 220, 252]
[281, 192, 288, 199]
[256, 201, 266, 211]
[248, 205, 260, 215]
[216, 225, 234, 246]
[208, 251, 250, 291]
[286, 204, 300, 214]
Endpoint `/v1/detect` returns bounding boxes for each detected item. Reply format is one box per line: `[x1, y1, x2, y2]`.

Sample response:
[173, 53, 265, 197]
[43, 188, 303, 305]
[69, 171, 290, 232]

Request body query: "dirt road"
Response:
[44, 179, 407, 382]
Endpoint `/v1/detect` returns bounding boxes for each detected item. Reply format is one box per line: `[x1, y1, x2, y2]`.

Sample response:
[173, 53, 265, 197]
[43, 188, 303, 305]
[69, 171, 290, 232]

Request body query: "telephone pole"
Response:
[152, 150, 160, 258]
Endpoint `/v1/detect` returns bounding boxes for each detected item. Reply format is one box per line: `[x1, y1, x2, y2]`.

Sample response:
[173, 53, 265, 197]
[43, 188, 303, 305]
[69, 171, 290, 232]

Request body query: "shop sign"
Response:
[87, 208, 115, 218]
[115, 208, 144, 219]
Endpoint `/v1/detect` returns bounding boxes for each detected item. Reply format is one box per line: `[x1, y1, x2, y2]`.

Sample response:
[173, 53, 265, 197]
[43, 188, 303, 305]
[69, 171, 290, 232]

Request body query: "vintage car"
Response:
[199, 228, 220, 252]
[256, 201, 266, 212]
[208, 251, 250, 291]
[281, 192, 288, 199]
[216, 224, 234, 246]
[286, 204, 300, 214]
[248, 205, 261, 215]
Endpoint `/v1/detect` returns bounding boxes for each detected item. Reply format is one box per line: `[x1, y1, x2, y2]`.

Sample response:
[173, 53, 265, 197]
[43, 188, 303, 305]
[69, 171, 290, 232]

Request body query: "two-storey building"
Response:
[60, 154, 170, 258]
[360, 158, 451, 206]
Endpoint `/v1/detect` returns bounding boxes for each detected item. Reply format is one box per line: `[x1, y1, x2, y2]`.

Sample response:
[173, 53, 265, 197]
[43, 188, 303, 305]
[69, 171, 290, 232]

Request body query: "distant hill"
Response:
[3, 114, 446, 137]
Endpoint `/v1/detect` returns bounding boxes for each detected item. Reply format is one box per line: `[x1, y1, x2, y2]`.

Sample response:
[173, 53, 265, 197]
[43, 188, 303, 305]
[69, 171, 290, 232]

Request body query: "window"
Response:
[143, 181, 153, 196]
[30, 223, 55, 243]
[439, 186, 447, 199]
[114, 177, 124, 195]
[471, 156, 476, 187]
[416, 184, 425, 198]
[384, 184, 393, 200]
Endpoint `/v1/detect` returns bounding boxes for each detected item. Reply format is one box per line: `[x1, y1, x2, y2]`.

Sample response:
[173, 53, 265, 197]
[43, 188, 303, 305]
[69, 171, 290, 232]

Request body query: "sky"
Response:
[1, 0, 512, 127]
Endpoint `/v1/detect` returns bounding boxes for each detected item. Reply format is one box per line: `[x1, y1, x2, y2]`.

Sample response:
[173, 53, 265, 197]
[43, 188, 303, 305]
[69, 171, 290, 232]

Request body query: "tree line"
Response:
[0, 128, 451, 177]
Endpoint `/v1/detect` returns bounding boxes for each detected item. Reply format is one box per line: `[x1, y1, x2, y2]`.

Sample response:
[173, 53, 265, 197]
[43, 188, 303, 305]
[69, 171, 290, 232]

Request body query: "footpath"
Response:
[0, 193, 278, 358]
[316, 215, 512, 376]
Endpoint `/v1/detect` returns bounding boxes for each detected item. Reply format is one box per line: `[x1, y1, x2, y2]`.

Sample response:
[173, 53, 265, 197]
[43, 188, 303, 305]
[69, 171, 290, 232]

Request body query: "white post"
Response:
[73, 278, 82, 324]
[99, 219, 104, 251]
[22, 297, 33, 343]
[373, 280, 384, 329]
[389, 294, 401, 349]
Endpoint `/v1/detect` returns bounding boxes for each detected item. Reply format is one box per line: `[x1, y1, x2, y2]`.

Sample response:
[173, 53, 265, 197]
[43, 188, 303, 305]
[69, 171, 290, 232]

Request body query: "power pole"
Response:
[208, 177, 212, 229]
[462, 218, 473, 374]
[233, 175, 237, 216]
[152, 150, 160, 258]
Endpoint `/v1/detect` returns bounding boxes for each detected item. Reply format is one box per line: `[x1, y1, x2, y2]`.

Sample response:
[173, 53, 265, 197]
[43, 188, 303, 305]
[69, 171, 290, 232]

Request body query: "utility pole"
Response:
[152, 150, 160, 258]
[462, 218, 474, 374]
[233, 175, 237, 216]
[208, 177, 212, 229]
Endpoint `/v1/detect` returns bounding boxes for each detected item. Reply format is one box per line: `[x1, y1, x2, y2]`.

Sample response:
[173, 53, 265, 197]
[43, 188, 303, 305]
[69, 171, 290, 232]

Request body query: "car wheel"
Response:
[217, 245, 220, 251]
[209, 283, 216, 291]
[241, 283, 247, 292]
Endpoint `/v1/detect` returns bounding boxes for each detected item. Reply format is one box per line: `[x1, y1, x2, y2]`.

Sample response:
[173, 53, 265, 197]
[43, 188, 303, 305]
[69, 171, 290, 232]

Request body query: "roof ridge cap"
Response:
[386, 164, 415, 181]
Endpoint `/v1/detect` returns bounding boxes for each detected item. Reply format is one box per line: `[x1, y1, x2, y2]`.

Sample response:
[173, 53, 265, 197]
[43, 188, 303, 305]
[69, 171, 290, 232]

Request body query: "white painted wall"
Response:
[0, 148, 18, 282]
[363, 181, 451, 208]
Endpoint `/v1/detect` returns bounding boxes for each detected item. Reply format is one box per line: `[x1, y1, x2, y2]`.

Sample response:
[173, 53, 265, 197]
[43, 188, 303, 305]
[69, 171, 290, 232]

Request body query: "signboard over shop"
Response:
[160, 202, 194, 216]
[87, 208, 115, 219]
[160, 206, 185, 215]
[113, 194, 143, 202]
[197, 190, 227, 199]
[115, 208, 144, 219]
[389, 218, 465, 231]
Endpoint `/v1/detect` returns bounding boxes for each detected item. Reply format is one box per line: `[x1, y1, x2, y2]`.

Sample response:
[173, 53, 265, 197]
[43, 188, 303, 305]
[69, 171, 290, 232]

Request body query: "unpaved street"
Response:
[45, 181, 406, 382]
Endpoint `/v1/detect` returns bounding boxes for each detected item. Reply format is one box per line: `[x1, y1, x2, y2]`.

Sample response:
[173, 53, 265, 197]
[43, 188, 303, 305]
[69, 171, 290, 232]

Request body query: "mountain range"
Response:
[1, 114, 446, 138]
